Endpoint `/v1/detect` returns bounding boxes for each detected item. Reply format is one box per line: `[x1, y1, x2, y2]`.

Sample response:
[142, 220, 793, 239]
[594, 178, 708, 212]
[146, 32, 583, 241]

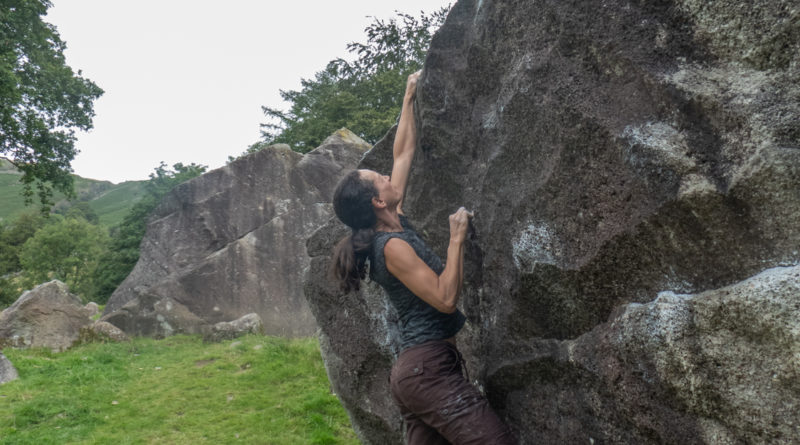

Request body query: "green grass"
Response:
[0, 335, 358, 445]
[87, 181, 146, 227]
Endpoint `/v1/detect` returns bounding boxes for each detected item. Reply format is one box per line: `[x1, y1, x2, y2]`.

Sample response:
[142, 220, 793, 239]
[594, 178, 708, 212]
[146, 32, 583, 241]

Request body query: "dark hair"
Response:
[330, 170, 378, 292]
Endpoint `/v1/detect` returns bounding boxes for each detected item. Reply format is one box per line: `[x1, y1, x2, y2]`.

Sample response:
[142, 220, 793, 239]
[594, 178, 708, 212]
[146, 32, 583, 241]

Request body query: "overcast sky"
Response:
[47, 1, 452, 184]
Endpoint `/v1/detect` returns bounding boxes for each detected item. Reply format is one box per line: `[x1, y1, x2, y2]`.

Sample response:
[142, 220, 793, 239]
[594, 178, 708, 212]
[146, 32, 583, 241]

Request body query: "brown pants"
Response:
[389, 340, 515, 445]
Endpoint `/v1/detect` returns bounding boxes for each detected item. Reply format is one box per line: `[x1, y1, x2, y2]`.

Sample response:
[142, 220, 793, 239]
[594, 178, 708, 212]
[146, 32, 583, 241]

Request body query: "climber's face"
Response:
[359, 169, 399, 210]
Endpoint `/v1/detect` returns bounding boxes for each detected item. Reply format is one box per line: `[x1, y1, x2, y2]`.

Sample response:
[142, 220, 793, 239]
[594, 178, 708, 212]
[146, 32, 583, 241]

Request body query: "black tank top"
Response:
[370, 215, 466, 351]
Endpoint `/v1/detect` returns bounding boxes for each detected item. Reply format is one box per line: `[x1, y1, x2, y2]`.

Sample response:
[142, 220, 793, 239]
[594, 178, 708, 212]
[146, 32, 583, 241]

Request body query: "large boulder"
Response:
[0, 280, 93, 352]
[304, 0, 800, 443]
[104, 129, 369, 337]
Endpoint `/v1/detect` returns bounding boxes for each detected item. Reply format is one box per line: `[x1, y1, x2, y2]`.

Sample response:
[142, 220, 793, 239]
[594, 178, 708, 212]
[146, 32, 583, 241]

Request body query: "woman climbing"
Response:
[330, 71, 514, 445]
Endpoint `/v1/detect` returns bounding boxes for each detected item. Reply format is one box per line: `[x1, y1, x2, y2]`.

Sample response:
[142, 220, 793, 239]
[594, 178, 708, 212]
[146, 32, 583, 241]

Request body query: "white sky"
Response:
[47, 0, 452, 184]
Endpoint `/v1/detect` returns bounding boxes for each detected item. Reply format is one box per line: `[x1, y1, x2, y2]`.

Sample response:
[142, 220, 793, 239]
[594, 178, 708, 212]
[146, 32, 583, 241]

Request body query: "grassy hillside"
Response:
[0, 172, 28, 222]
[0, 160, 145, 227]
[87, 181, 147, 227]
[0, 335, 358, 444]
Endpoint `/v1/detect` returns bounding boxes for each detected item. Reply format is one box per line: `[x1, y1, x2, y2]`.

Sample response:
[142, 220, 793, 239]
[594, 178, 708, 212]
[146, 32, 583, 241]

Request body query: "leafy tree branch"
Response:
[0, 0, 103, 209]
[254, 7, 449, 155]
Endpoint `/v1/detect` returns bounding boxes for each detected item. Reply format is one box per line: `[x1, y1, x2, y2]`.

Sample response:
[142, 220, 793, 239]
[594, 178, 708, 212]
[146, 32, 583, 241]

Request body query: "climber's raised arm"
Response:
[390, 71, 420, 215]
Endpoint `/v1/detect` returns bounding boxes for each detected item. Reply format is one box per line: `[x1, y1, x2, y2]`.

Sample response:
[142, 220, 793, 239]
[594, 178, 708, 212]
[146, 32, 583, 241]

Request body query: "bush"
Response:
[19, 217, 109, 301]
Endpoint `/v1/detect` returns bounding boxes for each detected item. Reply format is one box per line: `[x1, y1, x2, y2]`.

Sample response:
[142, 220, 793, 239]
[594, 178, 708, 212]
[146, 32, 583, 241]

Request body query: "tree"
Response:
[19, 216, 109, 299]
[0, 211, 46, 275]
[258, 7, 449, 153]
[0, 211, 46, 307]
[90, 162, 206, 302]
[53, 200, 100, 224]
[0, 0, 103, 209]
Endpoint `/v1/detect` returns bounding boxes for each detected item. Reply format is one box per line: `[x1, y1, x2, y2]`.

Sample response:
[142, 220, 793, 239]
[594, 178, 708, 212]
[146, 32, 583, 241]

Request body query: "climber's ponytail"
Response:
[331, 227, 376, 292]
[330, 170, 378, 293]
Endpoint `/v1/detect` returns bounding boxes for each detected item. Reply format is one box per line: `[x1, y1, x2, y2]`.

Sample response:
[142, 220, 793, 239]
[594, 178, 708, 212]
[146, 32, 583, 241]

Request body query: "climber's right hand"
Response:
[449, 207, 474, 244]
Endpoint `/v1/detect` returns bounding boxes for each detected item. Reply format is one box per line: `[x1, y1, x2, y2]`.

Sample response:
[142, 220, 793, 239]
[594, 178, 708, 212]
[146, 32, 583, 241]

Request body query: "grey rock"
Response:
[79, 321, 130, 344]
[491, 265, 800, 444]
[0, 352, 18, 384]
[84, 302, 100, 318]
[100, 293, 207, 339]
[204, 313, 264, 342]
[0, 280, 92, 352]
[304, 0, 800, 443]
[103, 129, 369, 337]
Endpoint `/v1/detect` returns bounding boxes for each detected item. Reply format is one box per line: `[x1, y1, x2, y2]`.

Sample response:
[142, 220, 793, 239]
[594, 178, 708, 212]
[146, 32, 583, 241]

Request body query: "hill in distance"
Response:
[0, 158, 146, 227]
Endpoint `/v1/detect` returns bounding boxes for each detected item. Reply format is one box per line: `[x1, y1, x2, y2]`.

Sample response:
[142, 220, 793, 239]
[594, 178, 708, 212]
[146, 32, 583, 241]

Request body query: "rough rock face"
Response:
[304, 0, 800, 443]
[101, 293, 207, 338]
[0, 280, 93, 351]
[494, 265, 800, 444]
[104, 130, 369, 337]
[203, 313, 264, 342]
[0, 352, 18, 384]
[79, 321, 130, 344]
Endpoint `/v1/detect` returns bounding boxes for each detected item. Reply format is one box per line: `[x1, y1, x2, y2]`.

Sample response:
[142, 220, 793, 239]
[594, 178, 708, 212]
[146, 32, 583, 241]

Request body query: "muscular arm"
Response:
[391, 72, 420, 215]
[384, 238, 465, 314]
[384, 207, 472, 314]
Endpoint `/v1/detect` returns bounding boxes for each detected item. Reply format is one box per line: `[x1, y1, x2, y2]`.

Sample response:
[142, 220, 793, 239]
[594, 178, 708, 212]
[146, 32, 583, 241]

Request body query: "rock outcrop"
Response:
[0, 280, 93, 351]
[79, 321, 130, 344]
[304, 0, 800, 443]
[203, 313, 264, 342]
[104, 130, 369, 337]
[101, 293, 207, 338]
